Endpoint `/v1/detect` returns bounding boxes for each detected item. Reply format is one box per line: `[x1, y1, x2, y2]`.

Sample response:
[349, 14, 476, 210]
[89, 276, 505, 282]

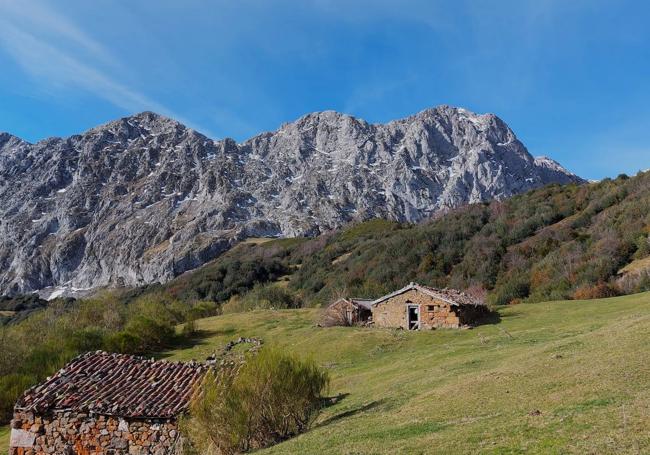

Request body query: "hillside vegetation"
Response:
[164, 292, 650, 454]
[142, 171, 650, 308]
[0, 293, 217, 423]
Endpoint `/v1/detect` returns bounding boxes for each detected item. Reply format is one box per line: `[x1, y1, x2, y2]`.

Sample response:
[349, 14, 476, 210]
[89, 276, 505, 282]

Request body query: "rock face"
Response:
[0, 106, 583, 296]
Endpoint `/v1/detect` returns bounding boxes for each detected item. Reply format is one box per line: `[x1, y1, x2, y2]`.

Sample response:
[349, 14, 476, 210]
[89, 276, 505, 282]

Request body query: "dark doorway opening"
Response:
[407, 304, 419, 330]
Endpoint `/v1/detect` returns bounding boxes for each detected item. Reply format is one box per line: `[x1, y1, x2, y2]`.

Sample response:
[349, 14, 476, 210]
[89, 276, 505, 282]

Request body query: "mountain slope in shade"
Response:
[0, 106, 583, 295]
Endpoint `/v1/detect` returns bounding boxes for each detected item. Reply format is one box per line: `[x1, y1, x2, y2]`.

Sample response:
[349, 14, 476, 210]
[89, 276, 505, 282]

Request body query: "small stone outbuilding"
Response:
[371, 282, 489, 330]
[322, 298, 373, 326]
[10, 351, 206, 455]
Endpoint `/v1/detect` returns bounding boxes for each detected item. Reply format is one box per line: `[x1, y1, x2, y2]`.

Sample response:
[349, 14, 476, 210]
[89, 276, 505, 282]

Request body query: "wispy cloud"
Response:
[0, 0, 116, 67]
[0, 0, 212, 135]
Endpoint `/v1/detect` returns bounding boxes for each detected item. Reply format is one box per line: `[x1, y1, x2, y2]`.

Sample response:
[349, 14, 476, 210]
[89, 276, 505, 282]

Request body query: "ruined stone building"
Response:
[10, 351, 206, 455]
[326, 282, 489, 330]
[322, 297, 373, 326]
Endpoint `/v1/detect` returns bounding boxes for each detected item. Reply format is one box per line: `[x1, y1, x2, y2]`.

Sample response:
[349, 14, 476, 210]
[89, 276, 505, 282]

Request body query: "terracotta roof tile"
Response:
[15, 351, 206, 419]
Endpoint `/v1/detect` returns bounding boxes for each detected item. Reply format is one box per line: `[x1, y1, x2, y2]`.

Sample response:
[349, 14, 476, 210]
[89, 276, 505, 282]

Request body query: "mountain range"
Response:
[0, 105, 583, 296]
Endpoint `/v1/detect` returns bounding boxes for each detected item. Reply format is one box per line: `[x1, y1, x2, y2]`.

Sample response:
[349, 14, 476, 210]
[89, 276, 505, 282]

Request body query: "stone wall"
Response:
[322, 299, 370, 326]
[10, 411, 182, 455]
[372, 289, 461, 329]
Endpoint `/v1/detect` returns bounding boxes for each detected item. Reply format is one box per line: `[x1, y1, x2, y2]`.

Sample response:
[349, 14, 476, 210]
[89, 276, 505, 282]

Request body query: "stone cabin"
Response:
[10, 351, 206, 455]
[323, 298, 373, 326]
[371, 282, 489, 330]
[326, 282, 489, 330]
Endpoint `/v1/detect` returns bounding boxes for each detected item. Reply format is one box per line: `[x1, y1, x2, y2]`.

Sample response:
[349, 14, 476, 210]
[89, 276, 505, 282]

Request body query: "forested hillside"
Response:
[147, 170, 650, 307]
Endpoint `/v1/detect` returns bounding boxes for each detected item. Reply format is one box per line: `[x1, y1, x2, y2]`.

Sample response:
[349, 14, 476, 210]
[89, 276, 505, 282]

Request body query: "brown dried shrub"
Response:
[573, 282, 619, 300]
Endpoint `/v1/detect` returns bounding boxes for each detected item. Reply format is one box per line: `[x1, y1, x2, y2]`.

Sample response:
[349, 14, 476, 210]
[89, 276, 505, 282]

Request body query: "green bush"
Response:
[66, 328, 106, 352]
[121, 316, 175, 353]
[182, 317, 198, 337]
[223, 284, 302, 314]
[183, 347, 329, 454]
[488, 274, 531, 306]
[104, 331, 141, 354]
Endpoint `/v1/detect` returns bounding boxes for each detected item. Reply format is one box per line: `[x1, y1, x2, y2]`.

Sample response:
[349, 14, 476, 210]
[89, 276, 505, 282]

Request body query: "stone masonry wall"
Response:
[372, 289, 461, 329]
[10, 411, 182, 455]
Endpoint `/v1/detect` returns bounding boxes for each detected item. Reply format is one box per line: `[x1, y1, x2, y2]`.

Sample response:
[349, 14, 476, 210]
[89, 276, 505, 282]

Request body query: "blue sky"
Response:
[0, 0, 648, 180]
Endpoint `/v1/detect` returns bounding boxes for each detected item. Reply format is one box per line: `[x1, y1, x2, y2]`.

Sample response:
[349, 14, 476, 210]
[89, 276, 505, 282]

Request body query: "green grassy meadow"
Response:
[164, 292, 650, 454]
[0, 426, 8, 452]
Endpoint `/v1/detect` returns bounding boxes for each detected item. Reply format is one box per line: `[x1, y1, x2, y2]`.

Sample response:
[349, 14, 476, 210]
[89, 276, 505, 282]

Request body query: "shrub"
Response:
[573, 282, 619, 300]
[66, 328, 106, 352]
[616, 271, 650, 294]
[222, 285, 302, 314]
[182, 317, 198, 337]
[121, 316, 176, 353]
[189, 301, 220, 319]
[104, 331, 141, 354]
[488, 274, 531, 306]
[183, 347, 329, 454]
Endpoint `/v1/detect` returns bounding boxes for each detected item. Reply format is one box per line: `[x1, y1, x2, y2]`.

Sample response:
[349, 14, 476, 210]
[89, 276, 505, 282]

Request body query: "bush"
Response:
[183, 347, 329, 454]
[189, 301, 220, 319]
[488, 274, 531, 306]
[573, 282, 619, 300]
[617, 271, 650, 294]
[66, 328, 106, 352]
[119, 316, 176, 353]
[182, 317, 198, 337]
[104, 331, 141, 354]
[222, 285, 302, 314]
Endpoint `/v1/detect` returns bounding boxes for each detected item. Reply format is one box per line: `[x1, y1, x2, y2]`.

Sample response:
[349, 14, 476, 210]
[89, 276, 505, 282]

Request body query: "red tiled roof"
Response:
[15, 351, 207, 419]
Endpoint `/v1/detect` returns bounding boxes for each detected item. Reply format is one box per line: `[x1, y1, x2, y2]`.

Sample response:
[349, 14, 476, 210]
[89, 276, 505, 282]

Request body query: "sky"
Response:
[0, 0, 648, 180]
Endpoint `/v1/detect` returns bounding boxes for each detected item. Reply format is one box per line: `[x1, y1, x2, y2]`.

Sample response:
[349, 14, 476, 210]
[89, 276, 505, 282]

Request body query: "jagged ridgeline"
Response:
[0, 106, 582, 296]
[143, 171, 650, 307]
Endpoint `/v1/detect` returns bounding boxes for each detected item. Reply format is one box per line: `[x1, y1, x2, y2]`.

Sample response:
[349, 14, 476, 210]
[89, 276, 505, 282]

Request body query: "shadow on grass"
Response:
[314, 395, 385, 429]
[498, 309, 524, 319]
[478, 311, 502, 326]
[156, 329, 223, 359]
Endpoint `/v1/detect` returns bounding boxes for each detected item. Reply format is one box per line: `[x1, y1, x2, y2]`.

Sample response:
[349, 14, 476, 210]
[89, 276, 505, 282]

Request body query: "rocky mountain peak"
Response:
[0, 132, 28, 149]
[82, 111, 191, 144]
[0, 106, 583, 297]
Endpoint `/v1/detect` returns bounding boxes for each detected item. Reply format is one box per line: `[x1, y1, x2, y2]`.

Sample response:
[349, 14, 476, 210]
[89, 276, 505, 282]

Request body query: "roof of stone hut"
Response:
[371, 282, 485, 307]
[15, 351, 206, 419]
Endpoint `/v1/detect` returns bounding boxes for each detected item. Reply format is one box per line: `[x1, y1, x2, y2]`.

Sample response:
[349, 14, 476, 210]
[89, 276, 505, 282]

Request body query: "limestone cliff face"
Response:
[0, 106, 583, 296]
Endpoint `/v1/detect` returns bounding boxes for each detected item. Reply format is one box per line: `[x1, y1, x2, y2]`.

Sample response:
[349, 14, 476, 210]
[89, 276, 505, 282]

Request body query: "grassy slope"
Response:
[165, 292, 650, 454]
[0, 426, 8, 451]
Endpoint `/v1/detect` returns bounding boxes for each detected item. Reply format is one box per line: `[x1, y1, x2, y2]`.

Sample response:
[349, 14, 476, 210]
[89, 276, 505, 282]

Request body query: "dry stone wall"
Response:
[10, 411, 182, 455]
